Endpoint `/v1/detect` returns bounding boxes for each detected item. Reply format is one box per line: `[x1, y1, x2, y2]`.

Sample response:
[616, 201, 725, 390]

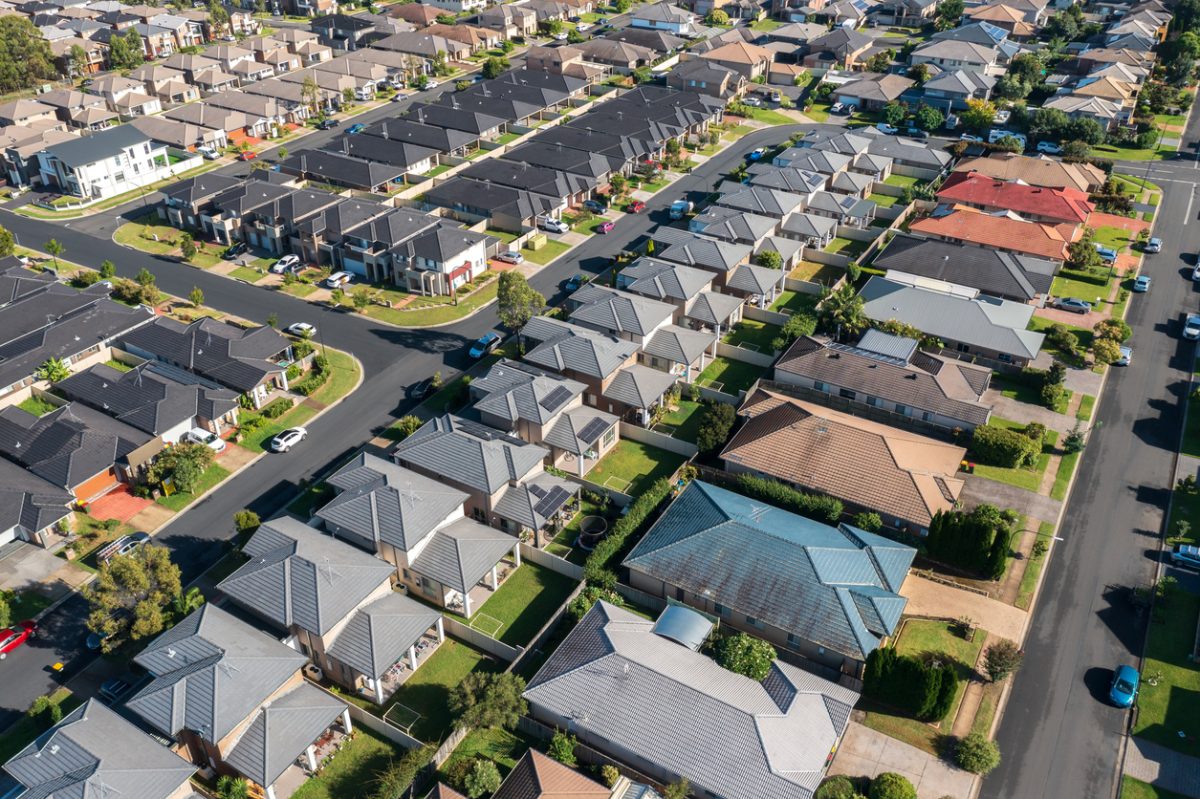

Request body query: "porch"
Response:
[442, 551, 519, 618]
[409, 518, 523, 619]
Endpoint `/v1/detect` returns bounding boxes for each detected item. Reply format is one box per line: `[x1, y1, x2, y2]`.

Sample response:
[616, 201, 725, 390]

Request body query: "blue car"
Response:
[1095, 243, 1119, 263]
[1109, 664, 1139, 708]
[347, 123, 366, 135]
[469, 331, 501, 359]
[1133, 274, 1152, 293]
[564, 274, 588, 292]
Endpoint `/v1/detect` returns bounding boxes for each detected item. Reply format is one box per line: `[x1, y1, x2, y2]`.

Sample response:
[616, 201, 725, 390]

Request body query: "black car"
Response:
[411, 376, 436, 399]
[223, 241, 247, 259]
[319, 118, 340, 130]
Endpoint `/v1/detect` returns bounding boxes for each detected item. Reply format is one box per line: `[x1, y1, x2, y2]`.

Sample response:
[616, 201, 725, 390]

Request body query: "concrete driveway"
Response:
[829, 722, 976, 799]
[900, 575, 1029, 644]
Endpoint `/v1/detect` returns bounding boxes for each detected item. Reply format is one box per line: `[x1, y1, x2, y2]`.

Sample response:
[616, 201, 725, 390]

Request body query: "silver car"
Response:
[270, 427, 307, 452]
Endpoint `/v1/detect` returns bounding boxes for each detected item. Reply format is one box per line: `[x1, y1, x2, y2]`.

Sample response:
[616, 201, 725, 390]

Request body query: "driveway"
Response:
[829, 722, 976, 799]
[983, 389, 1078, 434]
[960, 475, 1063, 525]
[900, 575, 1029, 644]
[1034, 304, 1107, 329]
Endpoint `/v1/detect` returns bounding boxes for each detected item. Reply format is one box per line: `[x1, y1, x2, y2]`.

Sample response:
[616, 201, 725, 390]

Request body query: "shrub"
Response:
[583, 477, 674, 583]
[568, 584, 625, 621]
[734, 474, 843, 524]
[1044, 324, 1079, 355]
[600, 765, 621, 788]
[864, 647, 957, 721]
[955, 733, 1001, 774]
[391, 415, 422, 441]
[852, 511, 883, 532]
[925, 661, 959, 721]
[464, 760, 502, 798]
[260, 398, 293, 419]
[233, 509, 260, 534]
[1040, 381, 1067, 408]
[925, 504, 1016, 580]
[695, 401, 736, 453]
[983, 638, 1023, 682]
[816, 776, 859, 799]
[869, 772, 917, 799]
[715, 632, 776, 681]
[970, 424, 1040, 468]
[27, 695, 62, 732]
[548, 730, 578, 766]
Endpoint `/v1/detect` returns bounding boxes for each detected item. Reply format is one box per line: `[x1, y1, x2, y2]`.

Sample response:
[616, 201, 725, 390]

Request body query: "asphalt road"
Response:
[0, 121, 799, 729]
[982, 122, 1200, 796]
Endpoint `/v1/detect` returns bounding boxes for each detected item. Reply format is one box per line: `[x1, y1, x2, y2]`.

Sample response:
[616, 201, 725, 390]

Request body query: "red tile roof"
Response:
[909, 205, 1077, 261]
[937, 171, 1094, 224]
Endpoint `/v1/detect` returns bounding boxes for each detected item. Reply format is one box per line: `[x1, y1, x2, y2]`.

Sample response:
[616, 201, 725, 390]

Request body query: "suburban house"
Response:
[2, 699, 197, 799]
[479, 3, 539, 37]
[36, 125, 188, 201]
[0, 458, 75, 548]
[859, 276, 1046, 366]
[909, 205, 1076, 262]
[873, 0, 938, 26]
[525, 600, 861, 799]
[623, 480, 916, 674]
[125, 604, 353, 799]
[697, 40, 774, 80]
[834, 73, 916, 110]
[936, 170, 1094, 225]
[951, 152, 1105, 191]
[668, 58, 746, 97]
[802, 28, 873, 69]
[909, 39, 1004, 75]
[118, 317, 293, 408]
[1042, 94, 1125, 130]
[630, 2, 696, 35]
[725, 388, 966, 534]
[905, 68, 996, 112]
[315, 452, 526, 618]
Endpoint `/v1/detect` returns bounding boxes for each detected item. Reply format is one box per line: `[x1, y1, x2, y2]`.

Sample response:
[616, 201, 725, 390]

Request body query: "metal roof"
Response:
[325, 592, 440, 680]
[393, 415, 548, 494]
[409, 517, 516, 593]
[651, 604, 713, 651]
[224, 682, 345, 789]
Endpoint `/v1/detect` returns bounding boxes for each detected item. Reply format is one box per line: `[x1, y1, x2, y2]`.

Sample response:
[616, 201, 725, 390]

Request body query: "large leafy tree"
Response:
[481, 55, 510, 79]
[960, 98, 996, 132]
[85, 545, 183, 650]
[715, 633, 776, 681]
[146, 442, 215, 493]
[817, 283, 868, 341]
[0, 16, 57, 94]
[449, 672, 528, 729]
[496, 270, 544, 338]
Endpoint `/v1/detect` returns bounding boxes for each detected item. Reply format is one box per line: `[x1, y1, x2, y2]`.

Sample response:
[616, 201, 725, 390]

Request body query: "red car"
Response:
[598, 220, 615, 234]
[0, 620, 36, 659]
[238, 150, 257, 161]
[625, 200, 646, 214]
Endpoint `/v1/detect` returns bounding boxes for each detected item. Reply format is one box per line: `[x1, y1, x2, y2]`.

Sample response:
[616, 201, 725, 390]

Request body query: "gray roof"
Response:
[127, 604, 308, 743]
[644, 324, 716, 367]
[0, 261, 54, 305]
[42, 124, 152, 168]
[410, 517, 516, 593]
[806, 191, 876, 220]
[859, 276, 1045, 360]
[602, 364, 678, 409]
[471, 359, 585, 427]
[690, 206, 778, 243]
[543, 406, 618, 456]
[317, 452, 468, 553]
[873, 234, 1055, 302]
[746, 165, 826, 195]
[624, 481, 914, 660]
[493, 471, 579, 530]
[3, 699, 196, 799]
[716, 186, 806, 219]
[655, 232, 752, 273]
[394, 415, 548, 494]
[619, 258, 713, 303]
[218, 517, 395, 637]
[922, 68, 996, 95]
[568, 284, 676, 339]
[525, 600, 860, 799]
[684, 291, 744, 328]
[771, 148, 851, 175]
[779, 212, 838, 241]
[0, 457, 73, 538]
[325, 592, 440, 680]
[829, 170, 873, 195]
[728, 262, 786, 296]
[282, 149, 406, 190]
[225, 681, 345, 789]
[119, 317, 288, 394]
[522, 316, 638, 380]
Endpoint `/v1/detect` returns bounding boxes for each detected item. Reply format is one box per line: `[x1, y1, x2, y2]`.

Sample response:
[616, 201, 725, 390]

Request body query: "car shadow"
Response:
[1084, 666, 1115, 704]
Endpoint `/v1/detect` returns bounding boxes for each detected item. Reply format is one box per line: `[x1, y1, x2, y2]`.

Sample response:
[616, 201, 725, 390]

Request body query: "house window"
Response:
[922, 411, 933, 422]
[998, 353, 1013, 363]
[787, 633, 801, 647]
[813, 381, 826, 392]
[895, 404, 908, 416]
[602, 427, 616, 447]
[839, 388, 855, 400]
[956, 343, 970, 353]
[866, 396, 877, 407]
[714, 603, 728, 616]
[585, 393, 595, 406]
[745, 616, 763, 629]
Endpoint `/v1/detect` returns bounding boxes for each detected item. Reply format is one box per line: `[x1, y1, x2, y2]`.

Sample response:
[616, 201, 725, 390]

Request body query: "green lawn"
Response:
[423, 164, 452, 178]
[884, 174, 921, 189]
[237, 404, 318, 454]
[190, 251, 223, 269]
[282, 282, 318, 298]
[307, 347, 361, 405]
[1016, 522, 1054, 610]
[155, 463, 231, 512]
[522, 239, 571, 266]
[365, 279, 500, 327]
[1093, 225, 1136, 254]
[384, 639, 503, 743]
[487, 228, 520, 244]
[441, 726, 537, 782]
[805, 102, 831, 122]
[789, 261, 844, 286]
[723, 319, 781, 353]
[0, 689, 82, 763]
[1131, 590, 1200, 755]
[546, 499, 609, 564]
[825, 237, 870, 257]
[1051, 270, 1112, 305]
[17, 396, 57, 416]
[113, 219, 180, 255]
[1154, 113, 1188, 129]
[1051, 448, 1081, 501]
[1121, 777, 1191, 799]
[1027, 316, 1094, 368]
[228, 266, 267, 283]
[749, 17, 783, 30]
[969, 418, 1057, 493]
[770, 290, 820, 316]
[867, 192, 900, 208]
[1076, 394, 1096, 422]
[471, 562, 578, 646]
[588, 440, 686, 496]
[290, 727, 407, 799]
[657, 399, 705, 443]
[4, 589, 52, 621]
[990, 373, 1071, 415]
[1090, 142, 1178, 161]
[697, 357, 765, 395]
[738, 106, 795, 127]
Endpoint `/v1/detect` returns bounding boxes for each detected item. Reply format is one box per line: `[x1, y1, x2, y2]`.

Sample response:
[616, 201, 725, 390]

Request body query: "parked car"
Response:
[1192, 263, 1200, 282]
[1109, 664, 1139, 708]
[223, 241, 247, 259]
[182, 427, 226, 453]
[1185, 313, 1200, 340]
[237, 150, 257, 161]
[1144, 237, 1162, 253]
[1053, 297, 1092, 314]
[1133, 274, 1152, 292]
[347, 123, 366, 135]
[1094, 244, 1118, 264]
[875, 123, 899, 135]
[743, 95, 763, 107]
[469, 331, 501, 359]
[286, 322, 317, 337]
[904, 127, 929, 139]
[323, 271, 352, 288]
[269, 427, 307, 452]
[1036, 141, 1062, 154]
[423, 79, 439, 90]
[0, 621, 36, 659]
[960, 133, 983, 142]
[767, 90, 782, 104]
[97, 533, 150, 564]
[553, 31, 568, 40]
[537, 216, 570, 234]
[319, 118, 340, 130]
[830, 102, 845, 114]
[625, 200, 646, 213]
[270, 254, 301, 273]
[98, 677, 132, 703]
[747, 147, 767, 161]
[197, 145, 219, 160]
[564, 274, 588, 292]
[577, 22, 591, 31]
[598, 220, 615, 234]
[1115, 345, 1132, 366]
[1170, 543, 1200, 569]
[582, 199, 607, 214]
[994, 109, 1011, 125]
[410, 376, 436, 400]
[494, 251, 524, 265]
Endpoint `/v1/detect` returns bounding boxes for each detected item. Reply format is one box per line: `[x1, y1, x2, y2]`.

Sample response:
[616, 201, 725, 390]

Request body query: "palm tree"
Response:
[817, 283, 868, 342]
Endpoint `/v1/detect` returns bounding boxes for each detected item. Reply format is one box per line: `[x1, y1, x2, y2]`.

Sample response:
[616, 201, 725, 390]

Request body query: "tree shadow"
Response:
[1094, 584, 1146, 655]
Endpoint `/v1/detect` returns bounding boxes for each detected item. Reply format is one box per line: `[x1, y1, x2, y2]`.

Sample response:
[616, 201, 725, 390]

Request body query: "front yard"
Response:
[522, 239, 572, 266]
[697, 357, 765, 395]
[1051, 270, 1114, 307]
[289, 727, 407, 799]
[155, 463, 231, 512]
[969, 418, 1057, 493]
[587, 440, 686, 496]
[1131, 590, 1200, 755]
[470, 562, 578, 646]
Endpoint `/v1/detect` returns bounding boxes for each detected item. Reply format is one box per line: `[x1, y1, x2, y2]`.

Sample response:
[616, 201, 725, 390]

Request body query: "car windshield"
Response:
[1116, 679, 1135, 695]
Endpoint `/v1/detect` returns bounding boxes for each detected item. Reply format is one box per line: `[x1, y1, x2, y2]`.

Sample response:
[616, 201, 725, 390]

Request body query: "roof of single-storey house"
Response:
[872, 233, 1055, 302]
[522, 316, 639, 379]
[937, 170, 1094, 224]
[119, 317, 288, 394]
[909, 204, 1076, 261]
[836, 72, 915, 103]
[602, 363, 678, 409]
[394, 415, 547, 494]
[951, 152, 1105, 191]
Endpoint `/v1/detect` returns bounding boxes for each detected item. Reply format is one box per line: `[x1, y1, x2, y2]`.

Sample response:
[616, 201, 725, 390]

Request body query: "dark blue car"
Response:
[1109, 664, 1139, 708]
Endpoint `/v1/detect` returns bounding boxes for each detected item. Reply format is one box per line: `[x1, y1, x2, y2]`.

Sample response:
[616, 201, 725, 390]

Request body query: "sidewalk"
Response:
[1124, 738, 1200, 799]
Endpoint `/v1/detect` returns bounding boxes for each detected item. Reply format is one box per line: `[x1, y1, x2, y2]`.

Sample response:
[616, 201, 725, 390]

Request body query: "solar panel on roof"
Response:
[578, 417, 611, 443]
[538, 385, 572, 413]
[533, 486, 571, 518]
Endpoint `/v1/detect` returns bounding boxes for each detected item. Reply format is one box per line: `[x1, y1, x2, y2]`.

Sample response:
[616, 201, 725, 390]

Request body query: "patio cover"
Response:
[225, 682, 346, 789]
[410, 517, 516, 594]
[494, 472, 578, 530]
[543, 407, 619, 457]
[326, 592, 441, 681]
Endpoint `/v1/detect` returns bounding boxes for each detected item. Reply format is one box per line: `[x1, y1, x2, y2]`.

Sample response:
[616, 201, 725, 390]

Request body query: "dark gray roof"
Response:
[779, 211, 837, 241]
[404, 102, 506, 135]
[397, 225, 494, 265]
[409, 517, 516, 593]
[42, 124, 152, 168]
[128, 604, 308, 743]
[716, 185, 806, 219]
[225, 682, 345, 789]
[57, 361, 238, 436]
[364, 118, 477, 154]
[424, 178, 561, 222]
[394, 415, 548, 494]
[503, 141, 624, 181]
[317, 452, 467, 553]
[493, 471, 579, 530]
[325, 592, 440, 680]
[0, 457, 73, 538]
[602, 364, 677, 409]
[281, 149, 406, 190]
[771, 148, 852, 175]
[568, 284, 675, 339]
[0, 261, 55, 305]
[161, 173, 244, 207]
[471, 358, 585, 427]
[3, 699, 196, 799]
[324, 132, 439, 170]
[522, 316, 638, 380]
[119, 317, 288, 393]
[543, 407, 618, 456]
[690, 206, 778, 243]
[342, 207, 441, 251]
[683, 292, 744, 328]
[746, 165, 826, 195]
[624, 481, 914, 660]
[644, 324, 715, 365]
[654, 232, 751, 273]
[525, 601, 860, 799]
[619, 258, 713, 303]
[871, 234, 1055, 302]
[727, 263, 785, 296]
[462, 158, 596, 199]
[218, 517, 395, 637]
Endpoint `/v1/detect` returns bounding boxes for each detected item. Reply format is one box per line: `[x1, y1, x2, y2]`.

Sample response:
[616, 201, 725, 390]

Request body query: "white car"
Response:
[1192, 264, 1200, 282]
[538, 216, 570, 234]
[323, 271, 352, 288]
[1036, 141, 1062, 154]
[270, 427, 307, 452]
[286, 322, 316, 337]
[424, 79, 439, 90]
[1185, 314, 1200, 340]
[270, 254, 301, 273]
[197, 145, 220, 160]
[553, 31, 568, 40]
[577, 22, 591, 31]
[183, 427, 226, 453]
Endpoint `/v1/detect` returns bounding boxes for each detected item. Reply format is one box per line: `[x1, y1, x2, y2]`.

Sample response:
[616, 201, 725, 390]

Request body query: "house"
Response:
[525, 599, 861, 799]
[906, 68, 996, 112]
[745, 165, 825, 198]
[423, 178, 563, 233]
[625, 479, 915, 673]
[391, 223, 493, 296]
[36, 125, 181, 201]
[163, 102, 248, 138]
[461, 158, 595, 207]
[491, 750, 617, 799]
[835, 72, 915, 110]
[1042, 94, 1124, 130]
[859, 276, 1046, 366]
[0, 457, 74, 548]
[57, 360, 240, 441]
[872, 233, 1056, 304]
[910, 39, 1003, 76]
[311, 12, 378, 50]
[936, 170, 1094, 225]
[36, 89, 114, 131]
[668, 58, 745, 97]
[975, 0, 1048, 25]
[909, 205, 1076, 262]
[424, 22, 501, 53]
[609, 27, 688, 55]
[2, 699, 197, 799]
[698, 40, 774, 81]
[125, 605, 352, 799]
[394, 414, 578, 539]
[873, 0, 938, 26]
[773, 330, 994, 431]
[630, 2, 696, 34]
[654, 229, 752, 278]
[575, 38, 657, 73]
[470, 358, 620, 478]
[129, 115, 228, 151]
[128, 64, 200, 105]
[118, 317, 292, 408]
[951, 152, 1105, 191]
[725, 388, 966, 533]
[567, 282, 677, 349]
[802, 28, 873, 69]
[0, 99, 57, 127]
[324, 132, 438, 175]
[964, 3, 1037, 37]
[391, 1, 443, 27]
[421, 0, 486, 12]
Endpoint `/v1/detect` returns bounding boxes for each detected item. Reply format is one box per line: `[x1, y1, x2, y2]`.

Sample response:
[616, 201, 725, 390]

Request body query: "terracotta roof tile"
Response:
[909, 205, 1077, 260]
[937, 171, 1094, 224]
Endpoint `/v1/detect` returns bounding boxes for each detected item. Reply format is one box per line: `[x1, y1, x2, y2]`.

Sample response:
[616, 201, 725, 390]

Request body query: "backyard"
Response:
[769, 290, 820, 316]
[382, 639, 504, 743]
[441, 726, 539, 784]
[289, 727, 406, 799]
[697, 357, 765, 395]
[546, 497, 610, 563]
[469, 562, 578, 646]
[825, 237, 870, 258]
[587, 440, 686, 496]
[789, 260, 845, 286]
[723, 319, 782, 353]
[655, 398, 705, 443]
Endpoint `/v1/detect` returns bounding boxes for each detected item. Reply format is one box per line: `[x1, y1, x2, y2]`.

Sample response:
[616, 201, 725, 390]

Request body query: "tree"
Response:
[1092, 337, 1122, 365]
[146, 442, 215, 493]
[351, 285, 372, 312]
[85, 545, 183, 651]
[448, 672, 528, 729]
[663, 780, 690, 799]
[497, 271, 545, 337]
[882, 101, 907, 126]
[1044, 9, 1080, 39]
[44, 238, 63, 268]
[817, 283, 867, 341]
[0, 591, 9, 630]
[548, 730, 578, 766]
[392, 415, 422, 441]
[136, 266, 156, 287]
[995, 74, 1031, 100]
[179, 232, 197, 261]
[266, 312, 278, 328]
[869, 773, 916, 799]
[983, 639, 1023, 682]
[35, 357, 70, 383]
[277, 146, 288, 161]
[853, 511, 883, 532]
[369, 745, 434, 799]
[866, 49, 895, 73]
[936, 0, 963, 28]
[715, 632, 775, 680]
[541, 19, 564, 35]
[755, 249, 782, 269]
[1094, 318, 1132, 343]
[109, 29, 144, 69]
[463, 759, 501, 798]
[609, 172, 628, 197]
[436, 12, 456, 24]
[695, 401, 735, 454]
[993, 135, 1023, 153]
[914, 105, 944, 131]
[1061, 139, 1091, 161]
[330, 287, 345, 307]
[0, 224, 14, 258]
[27, 695, 62, 733]
[1065, 117, 1105, 145]
[500, 39, 515, 54]
[961, 98, 996, 131]
[233, 509, 261, 533]
[301, 75, 321, 113]
[1029, 107, 1070, 141]
[172, 586, 205, 618]
[704, 8, 729, 24]
[216, 776, 250, 799]
[207, 0, 230, 34]
[1067, 228, 1103, 273]
[614, 0, 631, 11]
[188, 285, 204, 309]
[907, 63, 930, 83]
[816, 776, 858, 799]
[482, 55, 510, 79]
[1008, 52, 1042, 85]
[0, 16, 57, 94]
[100, 260, 116, 279]
[955, 733, 1001, 774]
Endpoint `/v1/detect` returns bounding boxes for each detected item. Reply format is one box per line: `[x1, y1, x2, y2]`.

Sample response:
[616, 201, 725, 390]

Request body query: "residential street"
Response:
[0, 122, 801, 730]
[982, 116, 1200, 797]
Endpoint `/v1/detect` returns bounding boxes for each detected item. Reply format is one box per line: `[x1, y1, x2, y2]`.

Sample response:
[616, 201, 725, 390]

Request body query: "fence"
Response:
[306, 680, 425, 751]
[519, 542, 586, 580]
[561, 474, 634, 507]
[870, 181, 907, 198]
[693, 382, 743, 406]
[715, 341, 777, 368]
[432, 725, 472, 767]
[784, 273, 844, 296]
[805, 250, 851, 268]
[442, 616, 522, 663]
[507, 578, 586, 677]
[744, 306, 791, 326]
[834, 224, 878, 243]
[615, 583, 668, 614]
[891, 163, 943, 181]
[619, 420, 699, 458]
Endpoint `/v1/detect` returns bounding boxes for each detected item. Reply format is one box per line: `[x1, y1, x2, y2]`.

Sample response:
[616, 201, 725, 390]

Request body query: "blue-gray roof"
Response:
[326, 592, 440, 680]
[394, 415, 548, 495]
[623, 481, 915, 660]
[224, 682, 345, 789]
[409, 517, 516, 593]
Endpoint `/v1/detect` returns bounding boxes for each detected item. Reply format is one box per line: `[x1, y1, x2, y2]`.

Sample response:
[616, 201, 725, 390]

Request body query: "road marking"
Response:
[1188, 189, 1196, 225]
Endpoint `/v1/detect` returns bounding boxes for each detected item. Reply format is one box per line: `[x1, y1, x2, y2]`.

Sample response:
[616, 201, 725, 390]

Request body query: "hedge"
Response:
[260, 398, 294, 419]
[734, 474, 843, 524]
[864, 647, 959, 722]
[291, 354, 330, 396]
[970, 423, 1040, 468]
[584, 477, 674, 584]
[925, 504, 1016, 580]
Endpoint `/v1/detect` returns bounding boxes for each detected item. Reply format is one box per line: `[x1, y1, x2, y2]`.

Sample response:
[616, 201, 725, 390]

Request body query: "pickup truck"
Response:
[669, 199, 693, 219]
[1185, 313, 1200, 340]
